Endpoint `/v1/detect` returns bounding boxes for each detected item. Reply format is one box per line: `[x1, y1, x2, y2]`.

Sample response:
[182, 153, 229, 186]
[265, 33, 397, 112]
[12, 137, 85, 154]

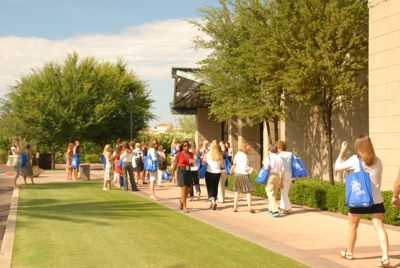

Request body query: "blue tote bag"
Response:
[71, 155, 79, 169]
[345, 158, 374, 207]
[223, 158, 231, 175]
[162, 171, 170, 180]
[20, 152, 28, 167]
[144, 154, 157, 172]
[198, 163, 208, 179]
[291, 155, 307, 178]
[256, 156, 270, 185]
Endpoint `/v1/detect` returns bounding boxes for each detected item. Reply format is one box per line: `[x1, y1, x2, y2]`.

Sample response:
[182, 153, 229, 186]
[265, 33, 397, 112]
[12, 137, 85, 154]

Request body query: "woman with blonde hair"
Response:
[232, 141, 255, 213]
[335, 135, 389, 267]
[113, 145, 123, 188]
[132, 143, 144, 184]
[66, 143, 74, 180]
[147, 141, 160, 201]
[11, 138, 21, 187]
[102, 144, 112, 190]
[72, 140, 81, 180]
[203, 141, 224, 209]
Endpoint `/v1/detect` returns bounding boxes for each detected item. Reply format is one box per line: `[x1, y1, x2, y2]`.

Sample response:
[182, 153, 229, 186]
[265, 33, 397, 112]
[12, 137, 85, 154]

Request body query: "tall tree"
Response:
[177, 115, 195, 137]
[192, 0, 286, 141]
[0, 53, 154, 168]
[269, 0, 368, 184]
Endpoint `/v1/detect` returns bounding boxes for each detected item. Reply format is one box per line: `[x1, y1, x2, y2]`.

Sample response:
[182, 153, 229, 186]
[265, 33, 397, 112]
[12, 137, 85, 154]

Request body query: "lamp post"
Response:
[128, 92, 134, 141]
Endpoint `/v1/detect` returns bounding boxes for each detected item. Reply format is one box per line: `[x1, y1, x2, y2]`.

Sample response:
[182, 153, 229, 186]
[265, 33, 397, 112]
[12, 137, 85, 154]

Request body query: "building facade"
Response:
[369, 0, 400, 188]
[171, 0, 400, 187]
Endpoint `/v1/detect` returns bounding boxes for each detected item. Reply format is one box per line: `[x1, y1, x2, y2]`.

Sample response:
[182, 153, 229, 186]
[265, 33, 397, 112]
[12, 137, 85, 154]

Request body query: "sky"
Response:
[0, 0, 218, 126]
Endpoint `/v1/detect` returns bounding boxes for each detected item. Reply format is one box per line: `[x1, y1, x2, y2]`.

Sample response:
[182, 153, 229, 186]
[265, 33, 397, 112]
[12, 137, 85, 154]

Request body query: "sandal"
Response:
[377, 258, 390, 268]
[340, 250, 354, 260]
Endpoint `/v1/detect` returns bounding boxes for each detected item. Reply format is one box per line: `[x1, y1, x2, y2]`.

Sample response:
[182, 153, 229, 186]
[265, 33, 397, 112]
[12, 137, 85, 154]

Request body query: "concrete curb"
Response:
[0, 186, 19, 268]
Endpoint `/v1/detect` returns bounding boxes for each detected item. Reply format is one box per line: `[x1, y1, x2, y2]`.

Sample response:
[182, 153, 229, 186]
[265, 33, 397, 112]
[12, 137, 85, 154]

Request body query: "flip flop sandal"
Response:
[340, 250, 354, 260]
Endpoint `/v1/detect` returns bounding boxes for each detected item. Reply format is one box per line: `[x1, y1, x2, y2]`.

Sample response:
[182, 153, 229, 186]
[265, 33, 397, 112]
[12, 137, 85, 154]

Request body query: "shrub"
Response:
[0, 149, 9, 164]
[82, 154, 102, 164]
[229, 176, 400, 226]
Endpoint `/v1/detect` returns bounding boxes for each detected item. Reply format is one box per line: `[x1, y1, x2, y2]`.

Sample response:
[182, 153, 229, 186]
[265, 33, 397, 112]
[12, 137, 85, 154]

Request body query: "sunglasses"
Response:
[183, 144, 189, 147]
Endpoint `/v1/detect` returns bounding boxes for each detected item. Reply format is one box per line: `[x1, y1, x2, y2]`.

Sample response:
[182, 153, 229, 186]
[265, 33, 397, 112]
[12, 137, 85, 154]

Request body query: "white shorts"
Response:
[149, 171, 158, 182]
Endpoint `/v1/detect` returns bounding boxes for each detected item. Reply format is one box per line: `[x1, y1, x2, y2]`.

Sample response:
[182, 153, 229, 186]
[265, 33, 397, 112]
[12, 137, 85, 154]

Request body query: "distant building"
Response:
[148, 123, 172, 134]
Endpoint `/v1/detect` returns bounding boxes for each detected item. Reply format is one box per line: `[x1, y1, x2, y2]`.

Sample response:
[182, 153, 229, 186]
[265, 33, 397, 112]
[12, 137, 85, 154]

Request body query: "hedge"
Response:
[227, 175, 400, 226]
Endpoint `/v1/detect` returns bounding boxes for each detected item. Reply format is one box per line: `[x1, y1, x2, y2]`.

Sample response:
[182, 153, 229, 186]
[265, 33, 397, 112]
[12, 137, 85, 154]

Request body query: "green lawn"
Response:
[13, 181, 307, 268]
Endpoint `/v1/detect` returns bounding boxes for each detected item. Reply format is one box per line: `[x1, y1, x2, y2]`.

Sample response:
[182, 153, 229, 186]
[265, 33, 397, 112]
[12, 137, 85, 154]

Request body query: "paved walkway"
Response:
[0, 169, 13, 249]
[2, 169, 400, 267]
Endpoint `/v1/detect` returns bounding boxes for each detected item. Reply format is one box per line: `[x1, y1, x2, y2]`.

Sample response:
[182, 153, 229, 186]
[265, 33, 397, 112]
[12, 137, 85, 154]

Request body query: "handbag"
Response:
[20, 152, 28, 167]
[291, 154, 307, 178]
[118, 159, 123, 168]
[144, 154, 157, 172]
[256, 156, 271, 185]
[71, 155, 79, 169]
[6, 155, 18, 167]
[162, 171, 170, 180]
[198, 163, 208, 179]
[345, 158, 374, 207]
[159, 157, 167, 170]
[119, 174, 124, 187]
[224, 158, 231, 175]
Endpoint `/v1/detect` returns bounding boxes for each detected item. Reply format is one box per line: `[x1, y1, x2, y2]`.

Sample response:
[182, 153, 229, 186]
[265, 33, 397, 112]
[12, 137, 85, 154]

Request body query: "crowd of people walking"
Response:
[7, 134, 400, 267]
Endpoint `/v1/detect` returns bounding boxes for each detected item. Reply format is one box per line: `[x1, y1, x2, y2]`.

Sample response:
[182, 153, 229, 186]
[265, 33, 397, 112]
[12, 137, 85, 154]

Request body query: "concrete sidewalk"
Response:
[134, 180, 400, 268]
[3, 169, 400, 267]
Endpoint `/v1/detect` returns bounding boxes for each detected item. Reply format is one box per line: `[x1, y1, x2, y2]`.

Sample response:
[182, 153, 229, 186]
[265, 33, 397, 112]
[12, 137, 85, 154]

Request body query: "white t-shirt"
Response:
[120, 151, 132, 163]
[335, 155, 383, 204]
[147, 148, 158, 161]
[263, 153, 284, 174]
[11, 146, 18, 156]
[278, 151, 293, 174]
[233, 151, 252, 175]
[206, 154, 222, 174]
[228, 147, 234, 158]
[191, 153, 199, 171]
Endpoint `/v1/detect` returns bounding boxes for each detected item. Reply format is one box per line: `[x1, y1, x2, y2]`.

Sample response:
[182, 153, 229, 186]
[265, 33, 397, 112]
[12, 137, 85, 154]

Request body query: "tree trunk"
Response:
[266, 121, 273, 146]
[273, 117, 279, 142]
[51, 146, 56, 170]
[321, 105, 334, 185]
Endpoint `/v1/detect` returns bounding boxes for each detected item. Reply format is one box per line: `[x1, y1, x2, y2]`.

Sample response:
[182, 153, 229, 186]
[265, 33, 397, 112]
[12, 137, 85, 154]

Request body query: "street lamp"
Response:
[128, 92, 134, 141]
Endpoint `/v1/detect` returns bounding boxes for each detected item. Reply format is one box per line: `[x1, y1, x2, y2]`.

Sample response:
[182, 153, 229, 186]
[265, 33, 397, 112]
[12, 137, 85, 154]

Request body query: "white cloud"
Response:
[0, 19, 209, 124]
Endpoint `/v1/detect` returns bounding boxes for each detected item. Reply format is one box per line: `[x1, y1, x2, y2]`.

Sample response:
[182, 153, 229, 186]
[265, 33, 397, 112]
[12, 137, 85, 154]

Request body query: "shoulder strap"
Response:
[358, 157, 364, 172]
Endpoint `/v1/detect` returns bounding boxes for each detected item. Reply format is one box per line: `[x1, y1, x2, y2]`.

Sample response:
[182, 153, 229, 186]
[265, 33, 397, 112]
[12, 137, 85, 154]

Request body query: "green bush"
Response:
[228, 176, 400, 226]
[0, 149, 9, 164]
[81, 142, 102, 155]
[288, 179, 348, 214]
[136, 130, 194, 154]
[82, 154, 102, 164]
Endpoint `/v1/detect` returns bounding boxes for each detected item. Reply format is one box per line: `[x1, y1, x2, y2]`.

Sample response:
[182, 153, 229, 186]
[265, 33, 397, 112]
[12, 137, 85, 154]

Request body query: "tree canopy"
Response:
[193, 0, 368, 184]
[0, 53, 154, 157]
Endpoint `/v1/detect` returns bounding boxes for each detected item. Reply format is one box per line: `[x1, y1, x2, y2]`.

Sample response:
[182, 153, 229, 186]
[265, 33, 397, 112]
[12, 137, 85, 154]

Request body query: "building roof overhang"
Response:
[170, 67, 207, 115]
